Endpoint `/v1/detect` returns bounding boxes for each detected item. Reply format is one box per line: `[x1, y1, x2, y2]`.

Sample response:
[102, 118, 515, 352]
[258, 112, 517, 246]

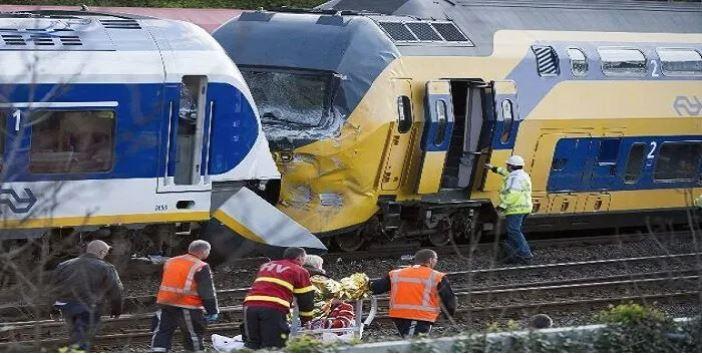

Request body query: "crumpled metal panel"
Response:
[213, 186, 326, 251]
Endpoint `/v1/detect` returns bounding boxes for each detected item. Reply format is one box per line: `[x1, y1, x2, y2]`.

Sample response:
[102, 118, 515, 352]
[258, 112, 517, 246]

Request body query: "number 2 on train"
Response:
[647, 141, 657, 159]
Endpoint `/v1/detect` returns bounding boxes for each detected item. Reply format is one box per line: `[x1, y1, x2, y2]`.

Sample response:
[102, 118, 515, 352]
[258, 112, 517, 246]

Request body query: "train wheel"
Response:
[428, 232, 451, 247]
[427, 219, 452, 247]
[334, 230, 365, 252]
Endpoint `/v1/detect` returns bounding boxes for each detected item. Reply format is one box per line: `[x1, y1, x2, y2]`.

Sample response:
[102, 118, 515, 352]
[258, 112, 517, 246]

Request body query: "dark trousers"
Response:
[55, 302, 102, 351]
[150, 306, 206, 352]
[393, 318, 433, 338]
[242, 306, 290, 350]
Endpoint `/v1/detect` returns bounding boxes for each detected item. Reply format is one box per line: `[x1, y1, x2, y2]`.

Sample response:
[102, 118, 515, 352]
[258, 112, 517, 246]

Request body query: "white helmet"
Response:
[506, 155, 525, 167]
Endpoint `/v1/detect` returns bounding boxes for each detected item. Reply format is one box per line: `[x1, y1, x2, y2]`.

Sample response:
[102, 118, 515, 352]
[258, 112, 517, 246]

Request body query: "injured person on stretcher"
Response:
[212, 255, 370, 351]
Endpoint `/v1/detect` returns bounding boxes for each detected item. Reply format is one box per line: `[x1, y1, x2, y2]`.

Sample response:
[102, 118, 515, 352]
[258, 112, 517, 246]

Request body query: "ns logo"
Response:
[673, 96, 702, 116]
[0, 188, 36, 214]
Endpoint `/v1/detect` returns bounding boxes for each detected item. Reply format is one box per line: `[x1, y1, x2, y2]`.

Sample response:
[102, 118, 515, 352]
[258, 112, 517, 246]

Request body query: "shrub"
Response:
[284, 335, 334, 353]
[593, 303, 678, 352]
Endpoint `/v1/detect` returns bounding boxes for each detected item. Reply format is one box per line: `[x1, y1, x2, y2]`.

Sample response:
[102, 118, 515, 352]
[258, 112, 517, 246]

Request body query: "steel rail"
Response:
[3, 269, 698, 337]
[2, 251, 699, 323]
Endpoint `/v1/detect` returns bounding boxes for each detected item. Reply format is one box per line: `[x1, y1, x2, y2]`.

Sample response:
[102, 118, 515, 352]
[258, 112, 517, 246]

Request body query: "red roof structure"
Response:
[0, 5, 242, 32]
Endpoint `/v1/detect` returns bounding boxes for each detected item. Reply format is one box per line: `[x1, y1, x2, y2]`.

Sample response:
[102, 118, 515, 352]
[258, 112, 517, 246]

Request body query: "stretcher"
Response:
[211, 297, 378, 352]
[290, 296, 378, 342]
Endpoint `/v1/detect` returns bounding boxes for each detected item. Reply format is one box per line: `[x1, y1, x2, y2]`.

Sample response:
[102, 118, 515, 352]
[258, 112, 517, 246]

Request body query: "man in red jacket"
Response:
[243, 247, 316, 349]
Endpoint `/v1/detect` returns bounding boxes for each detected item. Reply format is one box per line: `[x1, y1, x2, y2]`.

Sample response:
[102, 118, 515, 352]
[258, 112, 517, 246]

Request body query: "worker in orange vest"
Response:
[371, 249, 456, 338]
[150, 240, 219, 352]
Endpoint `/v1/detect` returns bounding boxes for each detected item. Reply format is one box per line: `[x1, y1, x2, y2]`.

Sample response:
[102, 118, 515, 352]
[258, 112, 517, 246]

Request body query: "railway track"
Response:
[2, 263, 699, 348]
[0, 228, 692, 290]
[323, 229, 696, 261]
[2, 250, 699, 320]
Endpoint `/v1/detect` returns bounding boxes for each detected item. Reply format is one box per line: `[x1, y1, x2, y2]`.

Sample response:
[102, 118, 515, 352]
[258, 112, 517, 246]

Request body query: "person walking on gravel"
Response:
[486, 155, 534, 264]
[52, 240, 123, 352]
[371, 249, 456, 338]
[151, 240, 219, 352]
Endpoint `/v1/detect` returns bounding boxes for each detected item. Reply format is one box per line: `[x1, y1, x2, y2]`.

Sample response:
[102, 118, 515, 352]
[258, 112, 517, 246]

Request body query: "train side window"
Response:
[597, 139, 620, 165]
[624, 143, 645, 184]
[598, 48, 647, 76]
[567, 47, 588, 76]
[657, 48, 702, 76]
[653, 142, 702, 182]
[434, 99, 448, 146]
[397, 96, 412, 133]
[500, 99, 514, 144]
[29, 110, 115, 174]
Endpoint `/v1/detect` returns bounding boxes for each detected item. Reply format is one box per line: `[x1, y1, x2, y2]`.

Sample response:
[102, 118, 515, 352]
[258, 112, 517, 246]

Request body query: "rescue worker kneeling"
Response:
[150, 240, 219, 352]
[371, 249, 456, 338]
[242, 247, 316, 349]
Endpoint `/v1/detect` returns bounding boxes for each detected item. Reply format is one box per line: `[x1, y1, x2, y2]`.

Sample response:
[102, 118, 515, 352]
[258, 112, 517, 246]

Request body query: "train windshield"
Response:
[241, 67, 344, 147]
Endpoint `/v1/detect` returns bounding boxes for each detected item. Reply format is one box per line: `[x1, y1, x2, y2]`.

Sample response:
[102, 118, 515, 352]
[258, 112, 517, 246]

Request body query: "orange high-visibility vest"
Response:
[156, 254, 206, 309]
[388, 265, 445, 322]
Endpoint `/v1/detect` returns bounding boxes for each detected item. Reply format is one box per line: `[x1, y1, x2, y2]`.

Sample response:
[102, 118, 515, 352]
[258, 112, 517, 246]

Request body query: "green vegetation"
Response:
[283, 335, 336, 353]
[1, 0, 327, 9]
[593, 303, 699, 352]
[450, 303, 700, 352]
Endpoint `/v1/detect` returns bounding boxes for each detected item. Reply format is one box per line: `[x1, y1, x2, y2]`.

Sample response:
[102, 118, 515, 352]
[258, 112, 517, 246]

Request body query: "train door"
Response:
[440, 80, 489, 190]
[380, 79, 415, 192]
[157, 75, 211, 192]
[531, 132, 591, 214]
[416, 80, 454, 194]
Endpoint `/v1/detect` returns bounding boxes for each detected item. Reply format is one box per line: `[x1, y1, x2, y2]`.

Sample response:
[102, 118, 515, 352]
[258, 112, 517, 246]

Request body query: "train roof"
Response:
[0, 10, 221, 52]
[313, 0, 702, 56]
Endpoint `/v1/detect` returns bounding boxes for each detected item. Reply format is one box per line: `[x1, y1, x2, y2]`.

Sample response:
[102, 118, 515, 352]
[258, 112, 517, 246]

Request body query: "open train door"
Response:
[416, 80, 455, 194]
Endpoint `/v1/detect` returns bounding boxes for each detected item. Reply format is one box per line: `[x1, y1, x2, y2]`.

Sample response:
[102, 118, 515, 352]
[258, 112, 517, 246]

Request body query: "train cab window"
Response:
[567, 48, 588, 76]
[434, 100, 448, 146]
[500, 99, 514, 144]
[656, 48, 702, 76]
[598, 48, 647, 76]
[397, 95, 412, 133]
[29, 110, 115, 173]
[654, 142, 702, 182]
[624, 143, 645, 184]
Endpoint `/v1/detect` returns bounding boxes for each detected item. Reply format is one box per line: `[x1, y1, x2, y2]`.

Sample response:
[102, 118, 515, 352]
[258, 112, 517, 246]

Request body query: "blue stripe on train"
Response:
[0, 82, 258, 182]
[548, 135, 702, 192]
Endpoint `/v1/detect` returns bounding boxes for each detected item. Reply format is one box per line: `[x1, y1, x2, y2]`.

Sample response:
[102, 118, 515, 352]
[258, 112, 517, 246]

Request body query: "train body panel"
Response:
[0, 11, 325, 253]
[215, 1, 702, 248]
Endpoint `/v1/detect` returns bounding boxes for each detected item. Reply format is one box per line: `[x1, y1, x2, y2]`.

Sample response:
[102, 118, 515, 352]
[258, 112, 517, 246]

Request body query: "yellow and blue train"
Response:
[214, 0, 702, 251]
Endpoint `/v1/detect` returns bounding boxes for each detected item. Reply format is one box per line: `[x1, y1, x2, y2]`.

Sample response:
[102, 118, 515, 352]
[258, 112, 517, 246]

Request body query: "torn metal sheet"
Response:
[212, 186, 326, 251]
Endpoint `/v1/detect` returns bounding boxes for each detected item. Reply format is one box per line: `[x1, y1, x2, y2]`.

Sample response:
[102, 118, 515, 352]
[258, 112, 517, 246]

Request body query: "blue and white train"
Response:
[0, 10, 325, 261]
